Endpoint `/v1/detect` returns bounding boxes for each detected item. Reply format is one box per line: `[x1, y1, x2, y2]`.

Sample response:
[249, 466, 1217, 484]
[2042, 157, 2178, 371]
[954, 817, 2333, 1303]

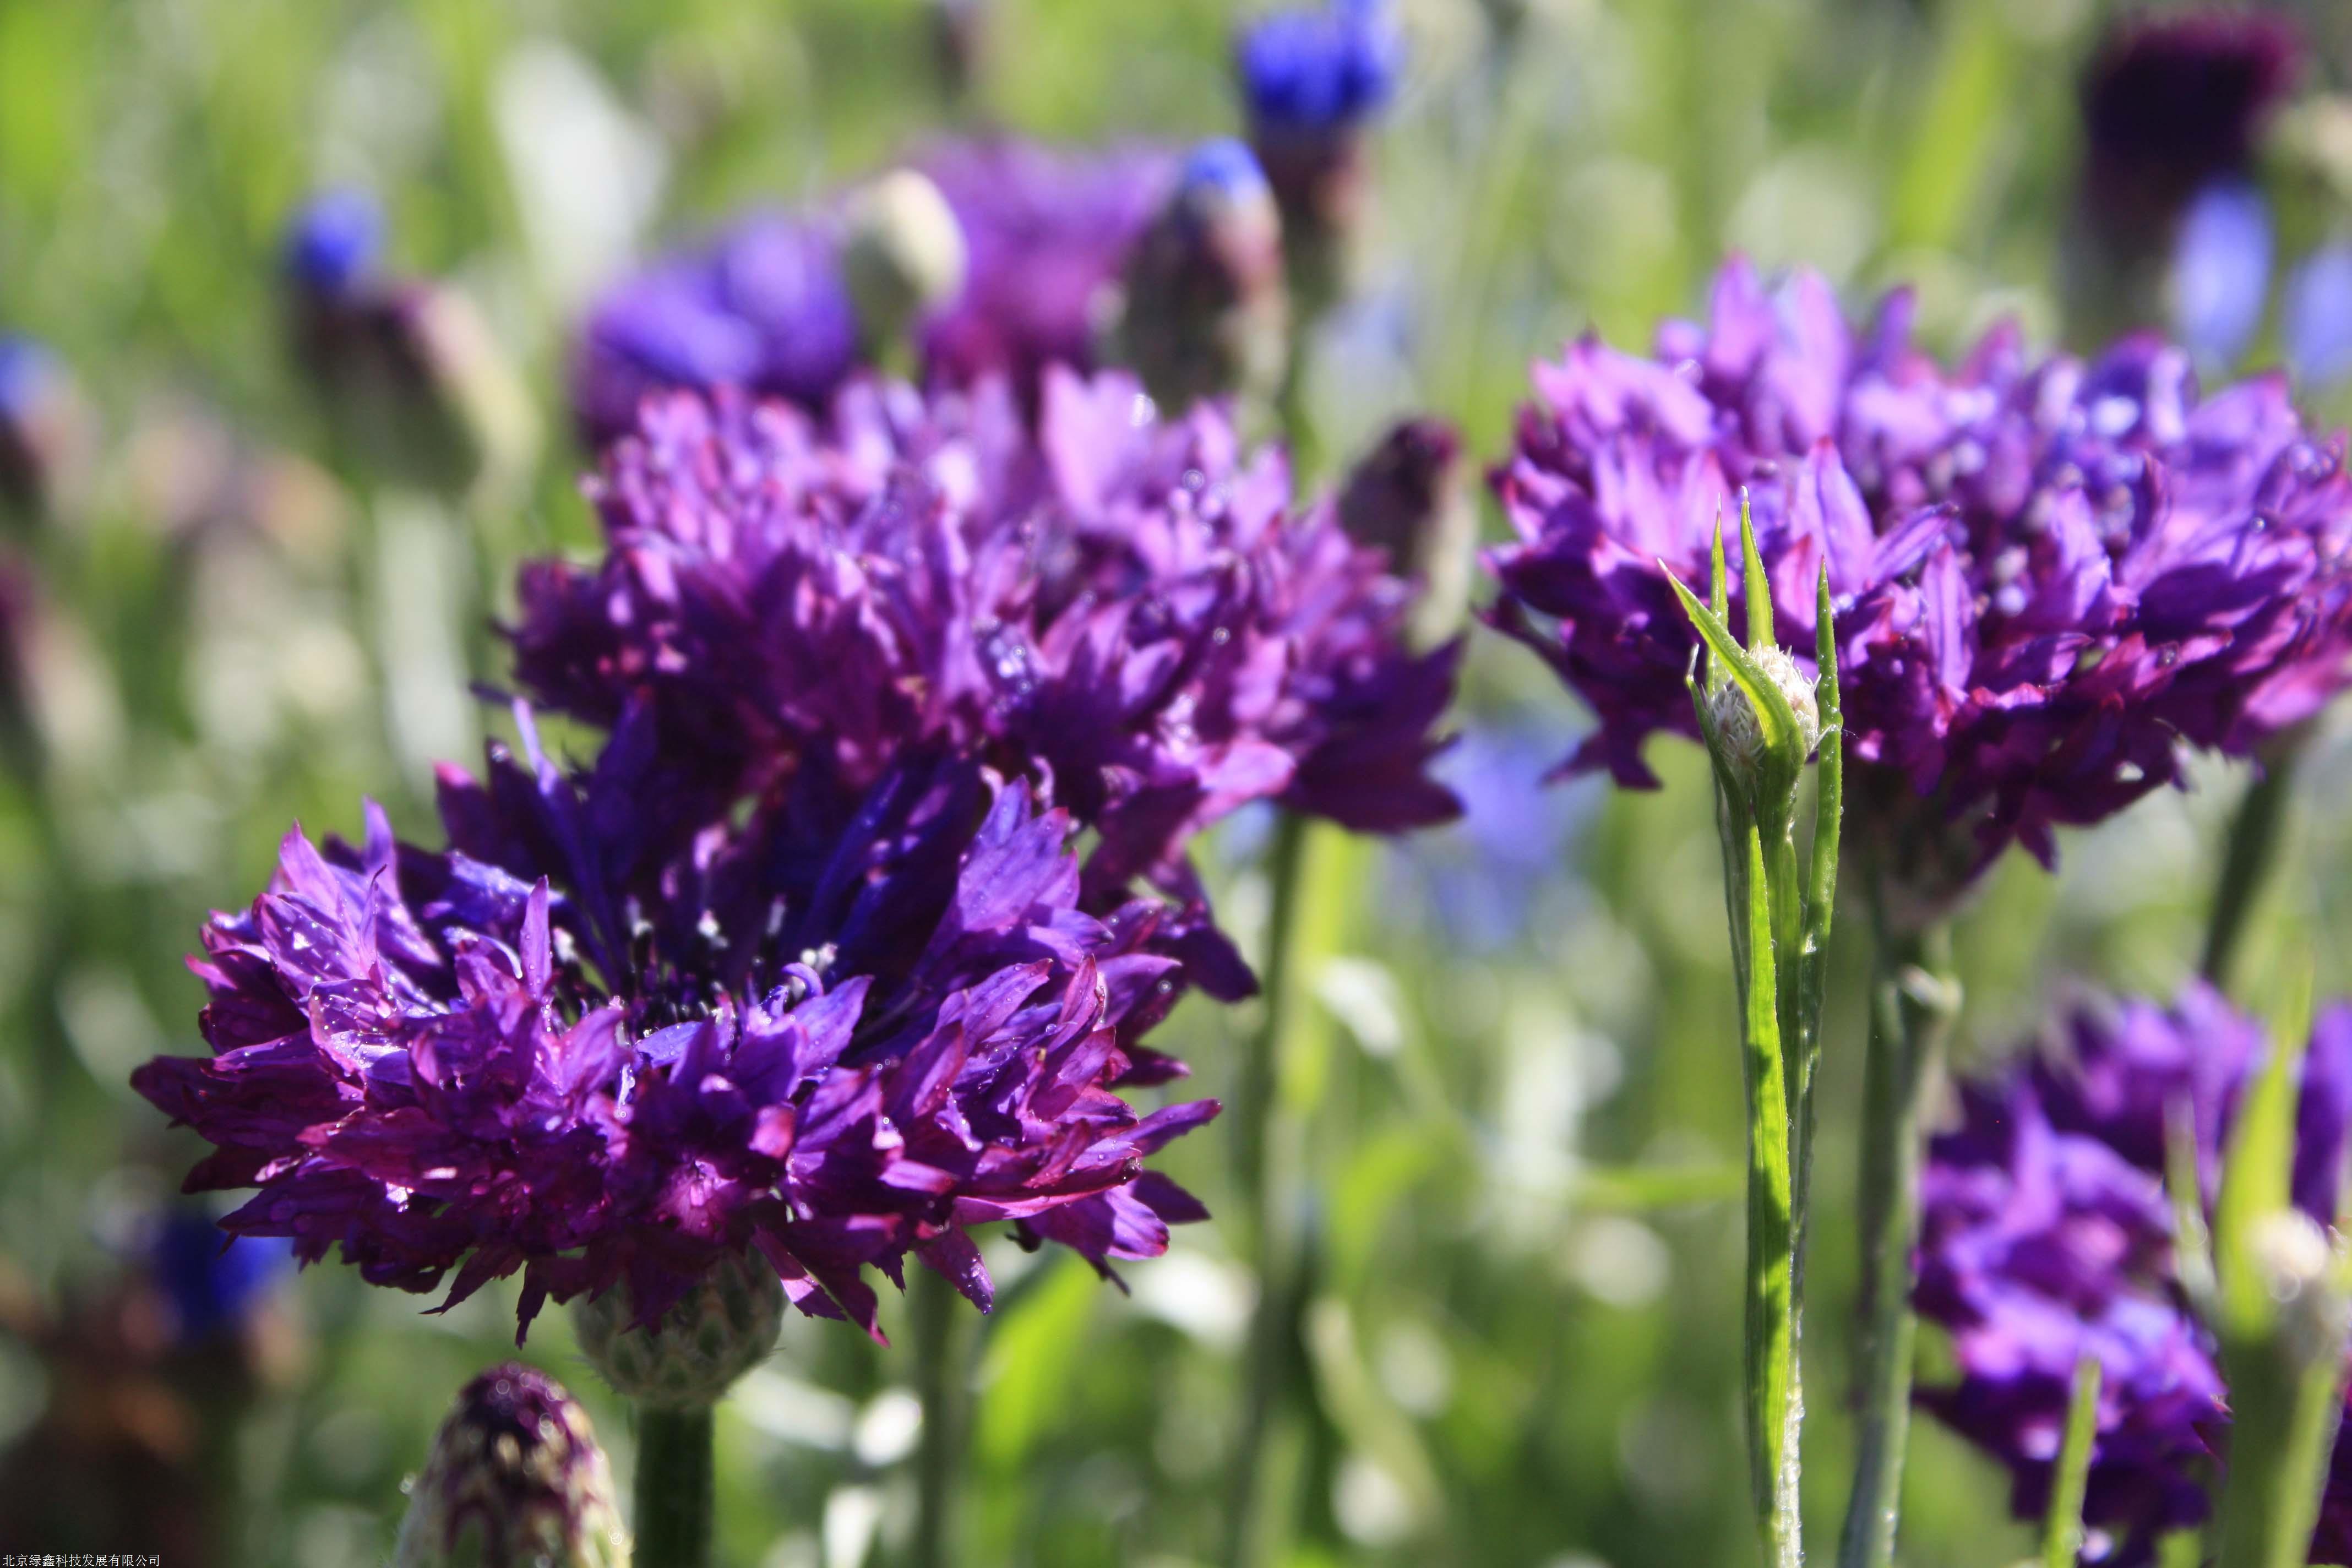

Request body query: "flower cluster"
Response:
[1487, 256, 2352, 893]
[511, 368, 1461, 994]
[133, 710, 1218, 1341]
[1917, 984, 2352, 1564]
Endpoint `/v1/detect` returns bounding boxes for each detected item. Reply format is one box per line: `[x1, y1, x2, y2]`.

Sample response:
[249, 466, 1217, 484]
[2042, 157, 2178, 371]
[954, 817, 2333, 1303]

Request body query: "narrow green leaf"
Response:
[1709, 511, 1733, 696]
[1789, 568, 1844, 1296]
[1739, 488, 1774, 654]
[2044, 1355, 2103, 1568]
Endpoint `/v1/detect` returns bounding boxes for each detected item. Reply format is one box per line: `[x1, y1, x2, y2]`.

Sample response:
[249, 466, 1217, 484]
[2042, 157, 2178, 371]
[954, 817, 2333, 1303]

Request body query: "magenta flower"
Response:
[132, 709, 1217, 1341]
[1487, 257, 2352, 897]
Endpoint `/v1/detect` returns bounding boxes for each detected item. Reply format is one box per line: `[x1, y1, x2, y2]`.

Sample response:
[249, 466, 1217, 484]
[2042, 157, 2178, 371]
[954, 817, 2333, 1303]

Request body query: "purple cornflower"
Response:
[2080, 10, 2301, 259]
[511, 370, 1460, 995]
[132, 710, 1219, 1341]
[917, 138, 1178, 412]
[1918, 986, 2352, 1565]
[571, 212, 863, 450]
[1487, 257, 2352, 903]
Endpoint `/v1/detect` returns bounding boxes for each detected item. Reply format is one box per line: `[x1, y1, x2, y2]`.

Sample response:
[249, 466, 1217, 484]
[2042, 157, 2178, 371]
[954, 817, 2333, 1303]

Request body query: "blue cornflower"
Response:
[1237, 0, 1400, 132]
[280, 187, 385, 298]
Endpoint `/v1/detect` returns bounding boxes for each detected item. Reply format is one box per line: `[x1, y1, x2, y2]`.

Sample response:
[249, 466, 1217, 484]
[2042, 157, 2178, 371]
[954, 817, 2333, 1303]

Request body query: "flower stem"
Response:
[1225, 810, 1361, 1568]
[633, 1403, 715, 1568]
[2044, 1355, 2102, 1568]
[2201, 745, 2299, 995]
[911, 1263, 976, 1568]
[1837, 918, 1957, 1568]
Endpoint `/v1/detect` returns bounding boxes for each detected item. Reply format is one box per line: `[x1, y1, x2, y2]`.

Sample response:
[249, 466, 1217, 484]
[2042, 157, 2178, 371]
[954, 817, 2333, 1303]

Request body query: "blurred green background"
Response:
[2, 1, 2350, 1564]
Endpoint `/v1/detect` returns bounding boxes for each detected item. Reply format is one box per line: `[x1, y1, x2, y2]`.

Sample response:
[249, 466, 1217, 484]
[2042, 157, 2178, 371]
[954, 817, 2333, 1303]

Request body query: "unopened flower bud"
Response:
[1337, 417, 1470, 644]
[0, 338, 94, 525]
[930, 0, 994, 106]
[571, 1248, 783, 1408]
[2250, 1208, 2349, 1370]
[282, 189, 540, 502]
[1706, 644, 1821, 774]
[841, 168, 971, 362]
[1237, 0, 1400, 314]
[1114, 139, 1290, 413]
[393, 1362, 626, 1568]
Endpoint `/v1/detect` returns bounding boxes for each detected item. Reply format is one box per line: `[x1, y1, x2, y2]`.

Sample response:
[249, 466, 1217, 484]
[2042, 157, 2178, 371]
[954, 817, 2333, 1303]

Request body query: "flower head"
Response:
[2081, 10, 2301, 249]
[393, 1362, 625, 1568]
[1237, 0, 1400, 135]
[132, 711, 1219, 1341]
[917, 138, 1178, 410]
[1917, 986, 2352, 1565]
[511, 369, 1460, 994]
[571, 211, 863, 449]
[1487, 257, 2352, 897]
[282, 188, 386, 299]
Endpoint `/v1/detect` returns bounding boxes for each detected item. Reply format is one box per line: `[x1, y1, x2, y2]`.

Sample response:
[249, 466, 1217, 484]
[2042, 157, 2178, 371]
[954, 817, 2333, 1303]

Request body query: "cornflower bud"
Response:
[393, 1362, 627, 1568]
[1114, 139, 1289, 413]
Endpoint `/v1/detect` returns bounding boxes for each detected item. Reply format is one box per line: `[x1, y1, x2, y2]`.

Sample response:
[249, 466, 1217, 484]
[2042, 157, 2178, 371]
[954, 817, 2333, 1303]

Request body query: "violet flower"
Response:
[917, 138, 1178, 412]
[512, 369, 1460, 995]
[1487, 257, 2352, 906]
[1918, 986, 2352, 1565]
[2079, 10, 2301, 263]
[132, 709, 1218, 1341]
[570, 211, 863, 450]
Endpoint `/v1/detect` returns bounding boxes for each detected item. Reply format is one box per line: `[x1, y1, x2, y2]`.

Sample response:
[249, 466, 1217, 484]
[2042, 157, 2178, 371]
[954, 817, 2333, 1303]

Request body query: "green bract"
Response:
[572, 1250, 786, 1410]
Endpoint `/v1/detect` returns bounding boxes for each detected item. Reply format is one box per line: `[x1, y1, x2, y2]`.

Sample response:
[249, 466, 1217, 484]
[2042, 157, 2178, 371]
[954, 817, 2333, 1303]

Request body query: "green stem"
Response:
[1740, 823, 1803, 1568]
[1225, 813, 1366, 1568]
[2044, 1356, 2103, 1568]
[911, 1264, 976, 1568]
[2201, 747, 2299, 995]
[2212, 1332, 2348, 1568]
[1226, 811, 1311, 1568]
[633, 1403, 715, 1568]
[1837, 918, 1957, 1568]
